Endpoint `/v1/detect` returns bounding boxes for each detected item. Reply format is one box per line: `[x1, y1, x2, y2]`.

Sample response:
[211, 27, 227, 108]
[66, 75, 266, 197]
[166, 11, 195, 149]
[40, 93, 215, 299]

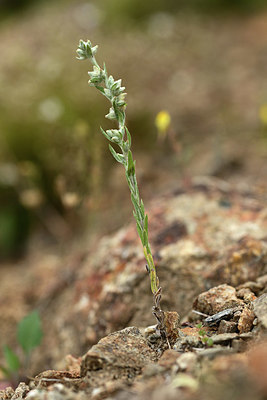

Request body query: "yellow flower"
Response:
[259, 104, 267, 125]
[155, 110, 171, 141]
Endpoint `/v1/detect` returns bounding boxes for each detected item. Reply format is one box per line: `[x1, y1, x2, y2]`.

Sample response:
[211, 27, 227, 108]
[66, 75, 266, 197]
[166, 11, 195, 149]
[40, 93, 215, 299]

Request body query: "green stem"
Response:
[76, 40, 160, 295]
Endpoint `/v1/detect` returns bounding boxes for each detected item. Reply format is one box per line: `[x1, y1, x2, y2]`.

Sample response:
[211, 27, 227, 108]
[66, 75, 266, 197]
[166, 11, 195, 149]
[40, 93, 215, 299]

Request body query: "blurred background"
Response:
[0, 0, 267, 259]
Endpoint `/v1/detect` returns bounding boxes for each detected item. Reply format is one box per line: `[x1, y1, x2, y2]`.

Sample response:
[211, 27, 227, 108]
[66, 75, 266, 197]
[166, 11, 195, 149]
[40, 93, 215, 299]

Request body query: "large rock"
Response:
[253, 294, 267, 329]
[0, 177, 266, 374]
[80, 327, 157, 383]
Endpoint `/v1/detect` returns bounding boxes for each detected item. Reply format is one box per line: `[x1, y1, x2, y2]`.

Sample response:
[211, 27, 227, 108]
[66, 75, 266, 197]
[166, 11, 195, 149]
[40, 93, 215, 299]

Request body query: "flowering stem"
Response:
[76, 40, 160, 295]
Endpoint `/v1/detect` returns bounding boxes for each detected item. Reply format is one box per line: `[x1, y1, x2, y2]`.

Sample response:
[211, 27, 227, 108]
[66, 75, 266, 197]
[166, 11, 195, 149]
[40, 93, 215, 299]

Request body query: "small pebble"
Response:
[218, 320, 237, 334]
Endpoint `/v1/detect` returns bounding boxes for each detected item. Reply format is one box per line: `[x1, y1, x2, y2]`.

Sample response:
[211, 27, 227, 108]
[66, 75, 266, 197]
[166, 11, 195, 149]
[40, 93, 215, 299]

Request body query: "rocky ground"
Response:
[0, 176, 267, 399]
[1, 2, 267, 399]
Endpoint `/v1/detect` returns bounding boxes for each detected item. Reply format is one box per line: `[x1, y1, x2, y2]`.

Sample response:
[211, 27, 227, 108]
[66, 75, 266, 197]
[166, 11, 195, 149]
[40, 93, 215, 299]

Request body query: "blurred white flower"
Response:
[73, 3, 102, 29]
[147, 12, 176, 39]
[38, 97, 64, 123]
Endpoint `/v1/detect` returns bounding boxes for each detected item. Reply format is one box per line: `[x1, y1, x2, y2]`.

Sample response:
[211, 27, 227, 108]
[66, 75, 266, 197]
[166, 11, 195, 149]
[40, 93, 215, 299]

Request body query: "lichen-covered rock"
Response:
[236, 287, 257, 302]
[0, 386, 14, 400]
[25, 384, 87, 400]
[253, 294, 267, 329]
[31, 370, 81, 390]
[238, 307, 255, 334]
[218, 320, 237, 334]
[162, 311, 180, 345]
[0, 178, 266, 374]
[193, 284, 243, 315]
[0, 382, 29, 400]
[81, 327, 157, 384]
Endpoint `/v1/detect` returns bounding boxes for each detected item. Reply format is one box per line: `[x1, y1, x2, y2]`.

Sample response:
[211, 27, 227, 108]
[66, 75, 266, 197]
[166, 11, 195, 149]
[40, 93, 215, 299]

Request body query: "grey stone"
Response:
[253, 293, 267, 328]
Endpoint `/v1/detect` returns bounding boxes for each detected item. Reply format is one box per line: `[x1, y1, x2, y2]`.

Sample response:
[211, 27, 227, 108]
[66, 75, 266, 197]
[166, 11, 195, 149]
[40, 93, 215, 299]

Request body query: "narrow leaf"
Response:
[100, 127, 111, 141]
[144, 214, 148, 233]
[94, 85, 105, 94]
[131, 174, 139, 197]
[131, 193, 141, 220]
[146, 242, 152, 254]
[140, 199, 145, 218]
[108, 144, 124, 164]
[126, 175, 135, 192]
[103, 63, 108, 83]
[103, 88, 112, 99]
[17, 311, 43, 355]
[136, 222, 144, 245]
[3, 345, 20, 373]
[126, 127, 131, 148]
[117, 109, 125, 127]
[143, 230, 148, 247]
[127, 151, 135, 176]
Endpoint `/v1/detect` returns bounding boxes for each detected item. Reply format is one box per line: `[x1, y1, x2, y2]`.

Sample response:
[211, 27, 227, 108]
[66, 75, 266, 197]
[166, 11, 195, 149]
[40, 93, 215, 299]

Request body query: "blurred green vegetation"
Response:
[0, 187, 30, 259]
[0, 0, 38, 12]
[1, 0, 267, 21]
[0, 0, 267, 258]
[103, 0, 267, 25]
[0, 0, 45, 19]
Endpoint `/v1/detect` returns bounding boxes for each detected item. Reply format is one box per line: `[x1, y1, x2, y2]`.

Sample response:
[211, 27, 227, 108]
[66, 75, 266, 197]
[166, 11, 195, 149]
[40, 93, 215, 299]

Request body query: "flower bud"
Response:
[76, 40, 98, 60]
[114, 93, 127, 109]
[105, 107, 116, 120]
[106, 129, 121, 140]
[88, 66, 104, 84]
[111, 79, 125, 96]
